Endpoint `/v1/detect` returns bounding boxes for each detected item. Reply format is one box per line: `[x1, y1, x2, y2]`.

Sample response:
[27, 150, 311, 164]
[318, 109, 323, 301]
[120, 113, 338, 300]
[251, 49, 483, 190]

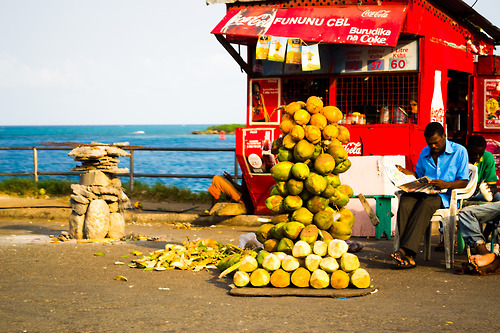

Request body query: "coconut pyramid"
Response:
[222, 96, 371, 289]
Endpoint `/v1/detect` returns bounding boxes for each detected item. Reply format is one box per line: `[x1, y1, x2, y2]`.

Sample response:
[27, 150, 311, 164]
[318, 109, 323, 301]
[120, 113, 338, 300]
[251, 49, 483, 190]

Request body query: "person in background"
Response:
[408, 99, 418, 124]
[391, 122, 469, 268]
[457, 201, 500, 275]
[203, 171, 254, 216]
[393, 98, 418, 124]
[466, 134, 499, 202]
[436, 134, 499, 252]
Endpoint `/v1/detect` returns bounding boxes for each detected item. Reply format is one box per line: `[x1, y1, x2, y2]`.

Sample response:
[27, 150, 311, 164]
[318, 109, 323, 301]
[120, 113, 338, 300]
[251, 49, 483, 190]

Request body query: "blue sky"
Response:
[0, 0, 498, 126]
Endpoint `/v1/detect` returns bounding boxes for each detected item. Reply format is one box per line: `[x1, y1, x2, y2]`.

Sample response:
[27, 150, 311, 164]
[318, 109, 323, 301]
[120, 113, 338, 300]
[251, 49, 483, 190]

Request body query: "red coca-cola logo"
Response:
[361, 9, 390, 18]
[221, 8, 277, 34]
[343, 141, 362, 156]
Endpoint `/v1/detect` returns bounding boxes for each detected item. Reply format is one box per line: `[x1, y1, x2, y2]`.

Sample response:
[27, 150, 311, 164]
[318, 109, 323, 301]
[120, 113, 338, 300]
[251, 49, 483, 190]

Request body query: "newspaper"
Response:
[384, 164, 442, 194]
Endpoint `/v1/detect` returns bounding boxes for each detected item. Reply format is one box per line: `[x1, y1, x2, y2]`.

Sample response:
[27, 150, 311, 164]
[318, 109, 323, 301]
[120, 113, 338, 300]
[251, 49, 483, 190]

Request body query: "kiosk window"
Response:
[335, 74, 419, 125]
[283, 78, 329, 105]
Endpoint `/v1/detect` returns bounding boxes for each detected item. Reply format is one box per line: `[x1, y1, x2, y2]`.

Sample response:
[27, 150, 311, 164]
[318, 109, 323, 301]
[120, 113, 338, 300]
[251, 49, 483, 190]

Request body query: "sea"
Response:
[0, 125, 238, 192]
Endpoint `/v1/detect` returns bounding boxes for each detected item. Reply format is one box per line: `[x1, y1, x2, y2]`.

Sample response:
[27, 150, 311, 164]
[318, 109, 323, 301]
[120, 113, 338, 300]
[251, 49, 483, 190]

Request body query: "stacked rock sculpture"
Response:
[68, 144, 130, 239]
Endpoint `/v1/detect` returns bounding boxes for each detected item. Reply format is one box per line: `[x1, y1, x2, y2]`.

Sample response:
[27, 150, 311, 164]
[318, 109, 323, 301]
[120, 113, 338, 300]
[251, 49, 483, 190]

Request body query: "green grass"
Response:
[0, 177, 211, 202]
[206, 124, 245, 132]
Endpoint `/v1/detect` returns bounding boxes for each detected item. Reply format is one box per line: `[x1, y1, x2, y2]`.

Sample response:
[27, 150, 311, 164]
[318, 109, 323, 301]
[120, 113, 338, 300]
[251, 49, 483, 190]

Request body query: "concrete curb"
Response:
[0, 207, 267, 228]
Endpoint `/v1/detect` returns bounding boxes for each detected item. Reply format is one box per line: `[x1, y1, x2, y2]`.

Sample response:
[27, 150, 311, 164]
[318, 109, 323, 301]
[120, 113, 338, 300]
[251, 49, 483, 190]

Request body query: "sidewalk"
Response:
[0, 195, 265, 227]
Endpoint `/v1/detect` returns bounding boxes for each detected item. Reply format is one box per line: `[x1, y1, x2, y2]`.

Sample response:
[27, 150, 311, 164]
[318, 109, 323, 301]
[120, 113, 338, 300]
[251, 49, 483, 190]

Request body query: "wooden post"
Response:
[129, 150, 134, 192]
[33, 148, 38, 182]
[234, 155, 239, 183]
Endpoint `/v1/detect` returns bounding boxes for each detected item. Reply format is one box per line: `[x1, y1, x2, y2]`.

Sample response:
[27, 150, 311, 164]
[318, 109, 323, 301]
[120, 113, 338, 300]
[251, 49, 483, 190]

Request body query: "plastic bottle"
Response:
[262, 131, 275, 173]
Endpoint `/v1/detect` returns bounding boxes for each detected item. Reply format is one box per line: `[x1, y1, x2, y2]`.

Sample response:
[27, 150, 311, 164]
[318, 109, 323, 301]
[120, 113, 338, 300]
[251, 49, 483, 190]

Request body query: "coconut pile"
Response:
[223, 96, 371, 289]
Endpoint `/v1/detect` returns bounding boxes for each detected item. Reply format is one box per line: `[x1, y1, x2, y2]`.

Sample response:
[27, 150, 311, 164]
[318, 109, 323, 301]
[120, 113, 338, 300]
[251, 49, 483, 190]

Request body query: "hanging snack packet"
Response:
[301, 44, 321, 71]
[268, 36, 287, 62]
[256, 36, 271, 60]
[285, 38, 302, 64]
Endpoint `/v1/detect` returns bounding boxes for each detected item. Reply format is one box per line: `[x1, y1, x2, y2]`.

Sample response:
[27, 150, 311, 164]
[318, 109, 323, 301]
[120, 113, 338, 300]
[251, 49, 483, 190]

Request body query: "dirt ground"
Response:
[0, 196, 499, 332]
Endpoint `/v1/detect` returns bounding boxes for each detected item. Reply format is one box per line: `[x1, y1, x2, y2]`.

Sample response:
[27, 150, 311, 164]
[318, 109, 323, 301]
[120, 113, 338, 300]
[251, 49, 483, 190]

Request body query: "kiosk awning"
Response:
[212, 5, 408, 47]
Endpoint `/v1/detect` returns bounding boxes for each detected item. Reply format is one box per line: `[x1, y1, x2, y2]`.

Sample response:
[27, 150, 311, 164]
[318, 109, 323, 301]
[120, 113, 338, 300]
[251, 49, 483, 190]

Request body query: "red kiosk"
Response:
[210, 0, 500, 216]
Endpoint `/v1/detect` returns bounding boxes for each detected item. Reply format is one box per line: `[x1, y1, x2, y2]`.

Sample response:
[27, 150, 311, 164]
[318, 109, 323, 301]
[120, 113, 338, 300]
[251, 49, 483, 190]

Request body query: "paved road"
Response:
[0, 218, 499, 332]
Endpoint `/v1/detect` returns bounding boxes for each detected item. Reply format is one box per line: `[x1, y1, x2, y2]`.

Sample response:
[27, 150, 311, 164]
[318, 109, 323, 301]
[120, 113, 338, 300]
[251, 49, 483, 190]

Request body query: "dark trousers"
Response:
[397, 193, 442, 256]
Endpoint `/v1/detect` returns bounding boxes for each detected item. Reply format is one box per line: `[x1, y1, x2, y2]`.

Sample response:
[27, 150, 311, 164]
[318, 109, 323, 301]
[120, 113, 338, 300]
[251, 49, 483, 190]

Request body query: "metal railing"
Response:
[0, 146, 239, 191]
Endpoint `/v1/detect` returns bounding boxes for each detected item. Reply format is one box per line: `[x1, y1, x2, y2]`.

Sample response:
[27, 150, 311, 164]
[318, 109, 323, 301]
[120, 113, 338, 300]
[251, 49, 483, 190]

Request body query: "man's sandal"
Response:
[390, 250, 416, 269]
[199, 210, 211, 216]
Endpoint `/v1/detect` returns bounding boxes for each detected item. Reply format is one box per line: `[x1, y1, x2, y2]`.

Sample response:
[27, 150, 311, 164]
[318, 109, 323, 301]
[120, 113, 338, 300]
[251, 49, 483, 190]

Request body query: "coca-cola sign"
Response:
[361, 10, 390, 18]
[343, 141, 362, 156]
[220, 8, 277, 36]
[212, 5, 408, 47]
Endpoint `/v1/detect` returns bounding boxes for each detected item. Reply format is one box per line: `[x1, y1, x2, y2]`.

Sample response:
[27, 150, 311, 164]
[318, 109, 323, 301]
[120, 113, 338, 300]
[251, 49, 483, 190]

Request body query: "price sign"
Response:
[367, 59, 384, 71]
[390, 58, 407, 70]
[345, 61, 362, 72]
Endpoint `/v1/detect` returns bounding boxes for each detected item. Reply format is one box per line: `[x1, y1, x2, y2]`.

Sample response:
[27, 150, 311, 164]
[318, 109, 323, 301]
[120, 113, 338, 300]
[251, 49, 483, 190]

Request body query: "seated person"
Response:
[457, 201, 500, 274]
[391, 122, 469, 268]
[382, 99, 418, 124]
[204, 171, 253, 215]
[466, 134, 499, 202]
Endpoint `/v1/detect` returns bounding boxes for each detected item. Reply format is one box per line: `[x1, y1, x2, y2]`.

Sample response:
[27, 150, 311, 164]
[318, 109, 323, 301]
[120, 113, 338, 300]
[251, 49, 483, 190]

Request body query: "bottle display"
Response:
[262, 131, 276, 172]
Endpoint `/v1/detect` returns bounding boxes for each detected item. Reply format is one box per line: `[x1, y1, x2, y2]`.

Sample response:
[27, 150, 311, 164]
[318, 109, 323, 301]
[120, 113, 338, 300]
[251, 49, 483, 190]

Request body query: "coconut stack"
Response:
[226, 96, 371, 289]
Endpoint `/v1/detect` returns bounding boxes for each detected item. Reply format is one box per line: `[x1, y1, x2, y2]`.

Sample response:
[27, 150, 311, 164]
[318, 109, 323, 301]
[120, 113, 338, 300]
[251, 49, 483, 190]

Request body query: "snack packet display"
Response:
[285, 38, 302, 64]
[256, 35, 271, 60]
[268, 36, 287, 62]
[301, 44, 321, 71]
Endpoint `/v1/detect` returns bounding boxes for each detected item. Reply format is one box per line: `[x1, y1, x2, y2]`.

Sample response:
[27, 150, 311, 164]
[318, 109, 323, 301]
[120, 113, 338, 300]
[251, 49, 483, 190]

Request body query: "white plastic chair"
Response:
[393, 164, 478, 269]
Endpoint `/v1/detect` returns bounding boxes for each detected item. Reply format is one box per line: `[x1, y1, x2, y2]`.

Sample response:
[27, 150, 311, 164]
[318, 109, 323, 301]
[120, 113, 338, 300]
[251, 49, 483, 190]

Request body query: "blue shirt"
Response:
[415, 139, 469, 208]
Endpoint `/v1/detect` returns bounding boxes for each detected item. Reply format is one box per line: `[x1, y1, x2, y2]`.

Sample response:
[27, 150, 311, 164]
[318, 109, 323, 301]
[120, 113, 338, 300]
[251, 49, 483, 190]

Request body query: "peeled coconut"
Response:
[304, 254, 322, 272]
[328, 239, 349, 258]
[310, 269, 330, 289]
[262, 253, 281, 271]
[281, 255, 301, 272]
[330, 270, 350, 289]
[233, 271, 250, 287]
[250, 268, 271, 287]
[340, 253, 360, 272]
[291, 267, 311, 288]
[349, 268, 371, 289]
[239, 255, 258, 272]
[292, 240, 312, 258]
[320, 256, 339, 273]
[313, 240, 328, 256]
[270, 268, 291, 288]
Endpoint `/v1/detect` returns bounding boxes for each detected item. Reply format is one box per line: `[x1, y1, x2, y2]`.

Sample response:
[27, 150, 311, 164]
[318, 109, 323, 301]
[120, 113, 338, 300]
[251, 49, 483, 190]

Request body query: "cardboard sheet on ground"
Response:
[229, 286, 376, 298]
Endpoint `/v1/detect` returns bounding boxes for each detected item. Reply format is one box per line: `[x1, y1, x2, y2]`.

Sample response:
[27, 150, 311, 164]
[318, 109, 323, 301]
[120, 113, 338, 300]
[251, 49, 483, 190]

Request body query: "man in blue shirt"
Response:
[391, 122, 469, 268]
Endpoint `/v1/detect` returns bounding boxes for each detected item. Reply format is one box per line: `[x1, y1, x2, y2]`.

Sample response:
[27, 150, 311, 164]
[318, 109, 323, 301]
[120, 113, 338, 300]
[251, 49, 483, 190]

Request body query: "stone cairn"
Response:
[68, 144, 130, 239]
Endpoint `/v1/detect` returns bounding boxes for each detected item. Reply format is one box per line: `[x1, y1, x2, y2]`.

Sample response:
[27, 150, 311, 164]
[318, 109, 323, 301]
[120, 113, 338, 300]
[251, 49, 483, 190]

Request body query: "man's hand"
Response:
[429, 179, 446, 190]
[396, 165, 417, 177]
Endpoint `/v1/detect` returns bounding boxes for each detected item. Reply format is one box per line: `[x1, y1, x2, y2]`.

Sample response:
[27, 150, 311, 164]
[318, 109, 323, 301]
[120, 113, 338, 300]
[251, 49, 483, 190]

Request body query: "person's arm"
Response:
[396, 164, 417, 178]
[428, 178, 469, 190]
[483, 151, 498, 195]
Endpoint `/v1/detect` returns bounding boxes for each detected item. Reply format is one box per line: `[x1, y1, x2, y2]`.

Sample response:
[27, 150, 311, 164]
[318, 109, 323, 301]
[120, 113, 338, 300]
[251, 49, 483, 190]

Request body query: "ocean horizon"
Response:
[0, 124, 238, 192]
